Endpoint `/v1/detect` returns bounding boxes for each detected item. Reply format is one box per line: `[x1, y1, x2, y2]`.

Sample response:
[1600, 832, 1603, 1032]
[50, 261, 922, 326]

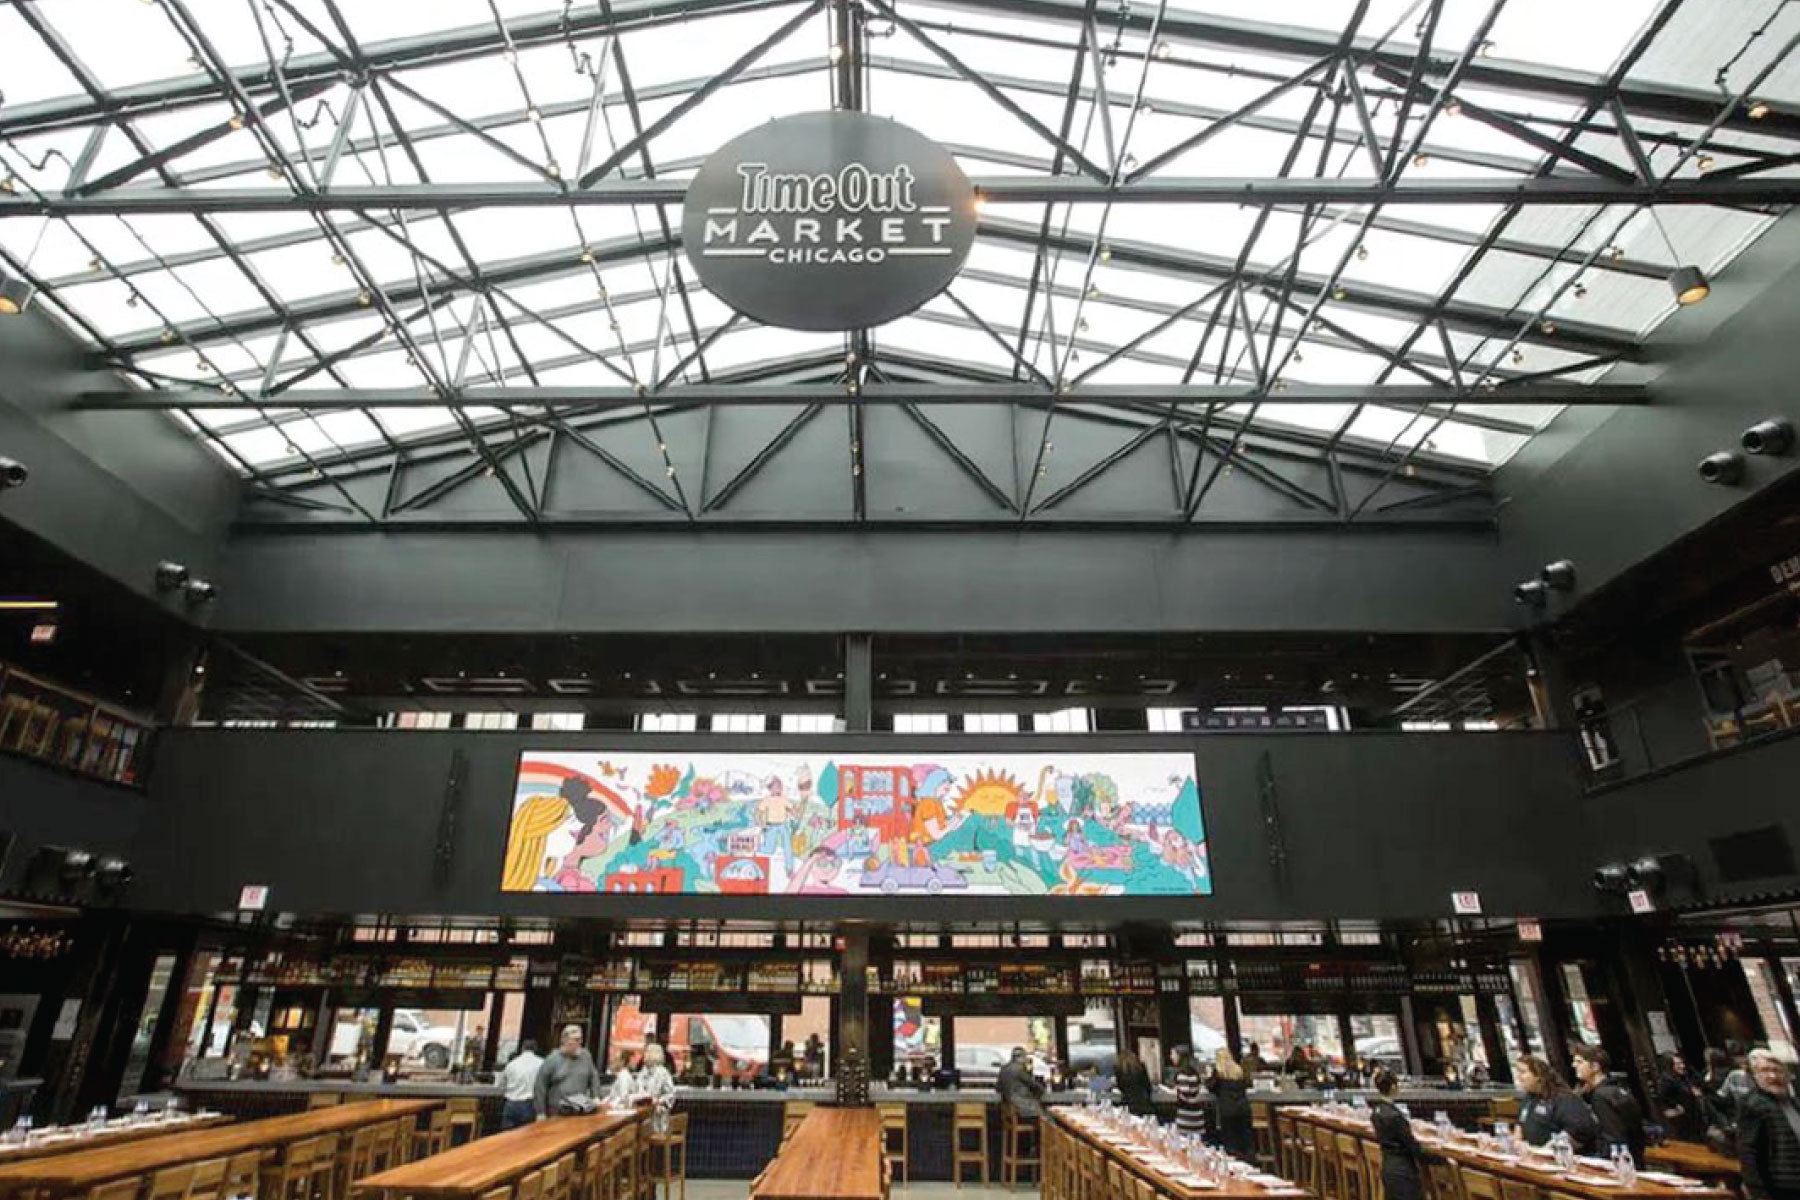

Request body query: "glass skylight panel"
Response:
[1627, 2, 1800, 96]
[338, 0, 497, 46]
[0, 6, 81, 104]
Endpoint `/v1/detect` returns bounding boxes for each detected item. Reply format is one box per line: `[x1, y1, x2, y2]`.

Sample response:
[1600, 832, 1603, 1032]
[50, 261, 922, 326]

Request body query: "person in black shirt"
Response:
[1658, 1053, 1709, 1143]
[1209, 1049, 1254, 1159]
[1370, 1069, 1426, 1200]
[1739, 1050, 1800, 1200]
[1514, 1054, 1601, 1155]
[1572, 1044, 1646, 1165]
[1116, 1049, 1155, 1117]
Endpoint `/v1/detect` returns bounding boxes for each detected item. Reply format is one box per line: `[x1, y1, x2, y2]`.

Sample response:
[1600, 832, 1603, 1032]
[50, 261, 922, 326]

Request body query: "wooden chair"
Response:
[1497, 1179, 1542, 1200]
[187, 1158, 230, 1200]
[84, 1178, 145, 1200]
[1131, 1175, 1159, 1200]
[225, 1151, 265, 1200]
[953, 1103, 990, 1186]
[605, 1129, 638, 1200]
[413, 1108, 452, 1161]
[782, 1102, 814, 1144]
[1361, 1138, 1386, 1200]
[309, 1134, 342, 1200]
[148, 1165, 197, 1200]
[515, 1169, 547, 1200]
[648, 1115, 687, 1200]
[544, 1154, 576, 1200]
[878, 1103, 909, 1185]
[1105, 1159, 1131, 1200]
[1336, 1134, 1366, 1200]
[1313, 1124, 1342, 1200]
[479, 1187, 513, 1200]
[447, 1098, 482, 1145]
[307, 1094, 344, 1110]
[1424, 1159, 1462, 1200]
[1460, 1166, 1502, 1200]
[1252, 1104, 1277, 1170]
[265, 1138, 315, 1200]
[1001, 1105, 1040, 1188]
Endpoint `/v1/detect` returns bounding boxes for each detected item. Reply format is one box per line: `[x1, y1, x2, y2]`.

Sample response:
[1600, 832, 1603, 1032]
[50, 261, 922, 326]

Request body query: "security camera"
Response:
[0, 457, 27, 489]
[154, 561, 190, 592]
[183, 579, 217, 605]
[1698, 451, 1745, 485]
[1741, 419, 1794, 457]
[1513, 579, 1548, 607]
[1540, 560, 1577, 592]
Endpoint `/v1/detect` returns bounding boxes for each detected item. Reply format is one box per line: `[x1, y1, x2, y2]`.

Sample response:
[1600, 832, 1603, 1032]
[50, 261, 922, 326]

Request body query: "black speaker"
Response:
[1709, 825, 1796, 883]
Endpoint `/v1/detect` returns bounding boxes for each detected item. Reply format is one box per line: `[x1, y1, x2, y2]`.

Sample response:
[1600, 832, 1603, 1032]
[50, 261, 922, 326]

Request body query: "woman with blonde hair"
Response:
[1209, 1048, 1254, 1158]
[635, 1043, 678, 1133]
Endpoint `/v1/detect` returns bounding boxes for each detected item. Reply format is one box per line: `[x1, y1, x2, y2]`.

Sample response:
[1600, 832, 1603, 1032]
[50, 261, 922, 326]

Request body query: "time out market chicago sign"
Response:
[680, 112, 979, 331]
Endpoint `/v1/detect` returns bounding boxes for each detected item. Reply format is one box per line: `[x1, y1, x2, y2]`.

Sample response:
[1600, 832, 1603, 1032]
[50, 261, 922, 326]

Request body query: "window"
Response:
[325, 1007, 382, 1069]
[1033, 708, 1092, 733]
[780, 713, 837, 734]
[1510, 961, 1547, 1055]
[391, 711, 453, 729]
[1349, 1013, 1404, 1072]
[463, 712, 519, 730]
[1147, 708, 1191, 733]
[1187, 996, 1227, 1061]
[710, 713, 768, 733]
[954, 1015, 1054, 1082]
[1234, 1003, 1344, 1069]
[1401, 720, 1454, 732]
[637, 713, 699, 732]
[964, 712, 1019, 733]
[1742, 958, 1797, 1060]
[669, 1012, 772, 1080]
[783, 996, 833, 1080]
[893, 713, 949, 733]
[1071, 1001, 1120, 1075]
[893, 998, 942, 1079]
[531, 713, 585, 731]
[392, 999, 496, 1074]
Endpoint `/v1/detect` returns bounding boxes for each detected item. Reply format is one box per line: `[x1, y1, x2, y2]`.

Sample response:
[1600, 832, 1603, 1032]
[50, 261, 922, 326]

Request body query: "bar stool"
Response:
[649, 1113, 688, 1200]
[1336, 1134, 1365, 1200]
[952, 1103, 989, 1187]
[1000, 1107, 1040, 1188]
[516, 1168, 547, 1200]
[546, 1154, 578, 1200]
[1312, 1125, 1341, 1200]
[612, 1128, 644, 1200]
[1497, 1179, 1542, 1200]
[307, 1094, 344, 1110]
[225, 1151, 265, 1200]
[479, 1187, 513, 1200]
[1424, 1159, 1461, 1200]
[84, 1178, 145, 1200]
[877, 1104, 909, 1185]
[309, 1134, 342, 1200]
[1285, 1118, 1317, 1193]
[1461, 1167, 1502, 1200]
[148, 1165, 197, 1200]
[634, 1121, 657, 1200]
[1360, 1138, 1385, 1200]
[1251, 1105, 1277, 1170]
[413, 1108, 452, 1161]
[781, 1102, 814, 1144]
[447, 1098, 482, 1145]
[187, 1158, 230, 1200]
[265, 1138, 316, 1200]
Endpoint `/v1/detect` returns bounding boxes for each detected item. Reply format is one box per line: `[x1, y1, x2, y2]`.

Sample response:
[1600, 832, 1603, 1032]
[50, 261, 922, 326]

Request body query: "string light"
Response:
[1748, 99, 1771, 120]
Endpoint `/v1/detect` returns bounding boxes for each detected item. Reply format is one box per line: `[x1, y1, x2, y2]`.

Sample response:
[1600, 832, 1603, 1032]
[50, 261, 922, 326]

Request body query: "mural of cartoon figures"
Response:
[501, 752, 1207, 897]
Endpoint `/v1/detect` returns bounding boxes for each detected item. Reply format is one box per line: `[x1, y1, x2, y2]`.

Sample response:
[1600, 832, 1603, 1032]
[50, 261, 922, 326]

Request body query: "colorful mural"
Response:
[500, 752, 1209, 897]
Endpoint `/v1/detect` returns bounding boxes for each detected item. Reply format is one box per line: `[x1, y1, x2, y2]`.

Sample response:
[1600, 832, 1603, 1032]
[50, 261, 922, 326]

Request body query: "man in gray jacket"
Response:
[534, 1024, 603, 1119]
[997, 1047, 1047, 1120]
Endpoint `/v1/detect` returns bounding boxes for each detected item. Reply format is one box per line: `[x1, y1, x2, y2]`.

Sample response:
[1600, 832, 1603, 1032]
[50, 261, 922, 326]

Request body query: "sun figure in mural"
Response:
[953, 769, 1027, 819]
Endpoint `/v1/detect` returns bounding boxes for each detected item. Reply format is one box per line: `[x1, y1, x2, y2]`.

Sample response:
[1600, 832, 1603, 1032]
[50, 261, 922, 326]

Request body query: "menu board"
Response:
[501, 751, 1208, 897]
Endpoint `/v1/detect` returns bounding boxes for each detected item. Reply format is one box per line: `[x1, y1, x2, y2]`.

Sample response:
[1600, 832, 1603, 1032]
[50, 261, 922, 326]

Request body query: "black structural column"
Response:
[844, 634, 873, 733]
[838, 926, 871, 1104]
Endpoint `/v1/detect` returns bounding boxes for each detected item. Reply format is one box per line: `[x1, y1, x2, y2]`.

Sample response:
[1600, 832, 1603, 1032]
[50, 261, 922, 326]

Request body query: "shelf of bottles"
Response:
[559, 956, 840, 996]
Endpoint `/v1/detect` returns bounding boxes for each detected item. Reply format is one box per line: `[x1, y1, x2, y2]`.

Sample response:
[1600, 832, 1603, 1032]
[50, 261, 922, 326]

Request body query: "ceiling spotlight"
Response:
[95, 857, 134, 889]
[356, 289, 373, 307]
[1742, 419, 1794, 456]
[1592, 863, 1629, 894]
[154, 561, 190, 591]
[1510, 349, 1524, 365]
[1698, 450, 1745, 486]
[1748, 99, 1771, 120]
[1355, 244, 1368, 261]
[1332, 285, 1348, 301]
[828, 43, 845, 63]
[527, 106, 543, 124]
[60, 848, 95, 884]
[1540, 560, 1577, 592]
[503, 47, 518, 64]
[1696, 153, 1715, 173]
[159, 329, 177, 345]
[183, 579, 218, 605]
[0, 457, 28, 490]
[228, 113, 246, 131]
[0, 271, 36, 316]
[1444, 98, 1463, 117]
[1538, 318, 1556, 334]
[1668, 264, 1710, 306]
[1412, 152, 1430, 167]
[1513, 579, 1547, 607]
[1573, 283, 1587, 299]
[1153, 40, 1172, 59]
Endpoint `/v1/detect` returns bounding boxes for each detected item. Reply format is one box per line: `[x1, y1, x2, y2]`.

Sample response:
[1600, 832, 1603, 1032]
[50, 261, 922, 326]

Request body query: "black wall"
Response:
[0, 754, 147, 895]
[128, 728, 1588, 922]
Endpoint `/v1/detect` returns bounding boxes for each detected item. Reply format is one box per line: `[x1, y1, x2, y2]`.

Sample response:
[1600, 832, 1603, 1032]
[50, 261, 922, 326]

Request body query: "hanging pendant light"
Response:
[0, 271, 34, 315]
[1668, 263, 1710, 306]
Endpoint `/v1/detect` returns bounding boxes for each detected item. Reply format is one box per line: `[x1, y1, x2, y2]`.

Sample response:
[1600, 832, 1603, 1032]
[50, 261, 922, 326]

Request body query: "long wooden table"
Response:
[0, 1114, 232, 1164]
[1645, 1142, 1739, 1185]
[351, 1110, 642, 1200]
[0, 1099, 441, 1199]
[1278, 1105, 1725, 1200]
[1051, 1107, 1310, 1200]
[752, 1108, 884, 1200]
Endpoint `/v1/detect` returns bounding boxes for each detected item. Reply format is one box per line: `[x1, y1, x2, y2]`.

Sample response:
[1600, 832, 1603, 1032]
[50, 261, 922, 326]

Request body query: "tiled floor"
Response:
[681, 1181, 1037, 1200]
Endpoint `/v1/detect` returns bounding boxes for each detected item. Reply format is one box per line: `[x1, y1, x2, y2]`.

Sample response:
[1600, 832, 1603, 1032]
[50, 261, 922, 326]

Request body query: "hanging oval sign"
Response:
[682, 112, 978, 331]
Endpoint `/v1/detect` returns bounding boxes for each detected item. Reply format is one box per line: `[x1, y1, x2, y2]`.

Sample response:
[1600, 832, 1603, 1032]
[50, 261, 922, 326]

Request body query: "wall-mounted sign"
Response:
[238, 884, 269, 911]
[1451, 891, 1482, 915]
[1628, 888, 1654, 914]
[682, 112, 977, 331]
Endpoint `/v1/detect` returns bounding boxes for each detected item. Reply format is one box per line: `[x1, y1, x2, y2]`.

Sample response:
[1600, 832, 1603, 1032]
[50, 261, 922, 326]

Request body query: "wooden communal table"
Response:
[0, 1099, 440, 1199]
[752, 1108, 885, 1200]
[1646, 1142, 1739, 1185]
[1051, 1107, 1310, 1200]
[351, 1110, 642, 1200]
[0, 1114, 233, 1164]
[1279, 1106, 1725, 1200]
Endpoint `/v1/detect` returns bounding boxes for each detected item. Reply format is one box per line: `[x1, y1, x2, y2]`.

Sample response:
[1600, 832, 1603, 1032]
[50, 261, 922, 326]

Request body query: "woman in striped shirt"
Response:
[1172, 1047, 1208, 1138]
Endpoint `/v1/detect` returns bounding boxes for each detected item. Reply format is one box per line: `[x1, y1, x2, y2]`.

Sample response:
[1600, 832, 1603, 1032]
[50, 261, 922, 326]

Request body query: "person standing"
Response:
[1658, 1053, 1709, 1143]
[1171, 1048, 1207, 1139]
[534, 1024, 604, 1119]
[1116, 1049, 1154, 1117]
[1738, 1050, 1800, 1200]
[499, 1040, 544, 1130]
[636, 1043, 678, 1132]
[998, 1047, 1047, 1120]
[1515, 1055, 1601, 1154]
[1208, 1049, 1254, 1159]
[804, 1032, 825, 1080]
[606, 1049, 638, 1106]
[1370, 1069, 1426, 1200]
[1572, 1045, 1646, 1166]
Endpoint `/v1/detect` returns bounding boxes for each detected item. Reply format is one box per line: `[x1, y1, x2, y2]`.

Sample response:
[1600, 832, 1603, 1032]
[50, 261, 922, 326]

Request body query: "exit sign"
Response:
[1451, 891, 1483, 915]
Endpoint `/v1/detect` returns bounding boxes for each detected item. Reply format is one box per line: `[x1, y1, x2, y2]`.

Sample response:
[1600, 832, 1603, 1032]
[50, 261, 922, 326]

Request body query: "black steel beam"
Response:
[77, 381, 1646, 410]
